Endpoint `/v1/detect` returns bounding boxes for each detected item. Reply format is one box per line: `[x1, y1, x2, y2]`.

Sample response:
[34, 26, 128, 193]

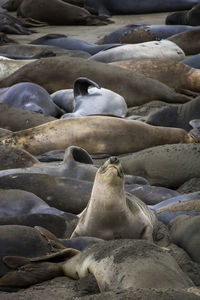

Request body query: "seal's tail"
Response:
[189, 119, 200, 142]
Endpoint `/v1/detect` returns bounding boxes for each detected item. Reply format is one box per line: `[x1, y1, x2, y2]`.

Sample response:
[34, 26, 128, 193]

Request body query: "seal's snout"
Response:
[109, 156, 119, 164]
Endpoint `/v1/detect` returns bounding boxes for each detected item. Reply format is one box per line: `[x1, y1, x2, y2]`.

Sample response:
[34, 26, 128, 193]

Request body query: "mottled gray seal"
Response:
[166, 2, 200, 25]
[71, 157, 158, 242]
[0, 116, 196, 156]
[61, 77, 127, 118]
[169, 215, 200, 263]
[89, 40, 185, 63]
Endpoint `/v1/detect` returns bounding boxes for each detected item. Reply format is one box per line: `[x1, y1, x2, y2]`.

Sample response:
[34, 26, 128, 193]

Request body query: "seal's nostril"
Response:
[110, 156, 119, 164]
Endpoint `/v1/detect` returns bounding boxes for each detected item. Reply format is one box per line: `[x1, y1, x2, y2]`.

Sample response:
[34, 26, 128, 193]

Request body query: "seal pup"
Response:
[0, 116, 196, 156]
[89, 40, 185, 63]
[169, 215, 200, 263]
[71, 157, 158, 242]
[17, 0, 113, 26]
[0, 82, 64, 116]
[111, 58, 200, 93]
[166, 2, 200, 25]
[61, 77, 127, 118]
[0, 56, 192, 107]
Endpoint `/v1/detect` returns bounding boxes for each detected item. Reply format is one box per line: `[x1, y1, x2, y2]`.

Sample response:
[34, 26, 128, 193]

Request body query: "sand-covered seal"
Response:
[71, 157, 158, 242]
[17, 0, 112, 25]
[61, 77, 127, 118]
[89, 40, 185, 63]
[0, 56, 191, 107]
[0, 116, 196, 156]
[166, 2, 200, 25]
[111, 58, 200, 93]
[169, 215, 200, 263]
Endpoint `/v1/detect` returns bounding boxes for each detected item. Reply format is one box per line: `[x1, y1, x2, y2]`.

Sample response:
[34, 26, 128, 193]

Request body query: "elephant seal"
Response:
[146, 96, 200, 131]
[96, 24, 200, 44]
[0, 12, 36, 34]
[118, 144, 200, 188]
[18, 0, 112, 25]
[0, 82, 64, 117]
[169, 215, 200, 263]
[61, 77, 127, 118]
[166, 2, 200, 25]
[71, 157, 158, 242]
[89, 40, 185, 63]
[111, 58, 200, 93]
[63, 239, 193, 291]
[0, 116, 196, 156]
[182, 53, 200, 69]
[0, 189, 63, 217]
[0, 104, 56, 131]
[84, 0, 198, 16]
[51, 89, 74, 112]
[0, 56, 192, 107]
[30, 34, 120, 56]
[0, 145, 38, 170]
[168, 29, 200, 55]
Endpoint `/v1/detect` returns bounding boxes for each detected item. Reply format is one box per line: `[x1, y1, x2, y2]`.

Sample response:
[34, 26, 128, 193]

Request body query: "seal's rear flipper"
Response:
[84, 15, 114, 25]
[3, 256, 31, 269]
[74, 77, 100, 98]
[189, 119, 200, 142]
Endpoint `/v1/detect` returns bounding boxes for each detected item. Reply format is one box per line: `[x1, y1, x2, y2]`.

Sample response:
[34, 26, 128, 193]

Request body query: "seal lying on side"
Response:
[96, 24, 200, 44]
[18, 0, 112, 25]
[85, 0, 198, 16]
[0, 56, 192, 107]
[169, 215, 200, 263]
[146, 96, 200, 131]
[0, 116, 196, 156]
[0, 82, 63, 116]
[112, 58, 200, 93]
[89, 40, 185, 63]
[61, 77, 127, 118]
[118, 143, 200, 188]
[71, 157, 158, 242]
[166, 2, 200, 25]
[30, 34, 120, 56]
[0, 239, 193, 290]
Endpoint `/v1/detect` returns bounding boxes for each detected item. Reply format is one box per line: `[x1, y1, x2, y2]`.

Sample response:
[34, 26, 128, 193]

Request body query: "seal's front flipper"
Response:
[74, 77, 100, 98]
[189, 119, 200, 142]
[0, 262, 63, 288]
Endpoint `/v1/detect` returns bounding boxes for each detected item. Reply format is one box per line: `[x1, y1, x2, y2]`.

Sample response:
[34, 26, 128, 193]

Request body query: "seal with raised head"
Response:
[61, 77, 127, 118]
[166, 2, 200, 25]
[71, 157, 158, 242]
[17, 0, 112, 25]
[0, 116, 197, 156]
[0, 82, 64, 117]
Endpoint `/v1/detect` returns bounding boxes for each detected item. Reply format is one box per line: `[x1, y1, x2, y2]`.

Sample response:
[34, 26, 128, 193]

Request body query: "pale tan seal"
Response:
[71, 157, 158, 242]
[0, 116, 196, 156]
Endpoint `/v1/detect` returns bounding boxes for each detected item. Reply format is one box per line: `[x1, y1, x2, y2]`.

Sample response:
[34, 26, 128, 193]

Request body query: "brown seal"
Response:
[167, 28, 200, 55]
[71, 157, 158, 242]
[0, 116, 196, 156]
[17, 0, 112, 25]
[111, 58, 200, 94]
[0, 56, 192, 108]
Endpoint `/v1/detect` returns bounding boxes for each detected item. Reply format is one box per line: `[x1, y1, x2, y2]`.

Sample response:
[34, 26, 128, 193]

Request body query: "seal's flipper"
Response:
[34, 226, 66, 249]
[83, 15, 114, 26]
[98, 5, 111, 18]
[63, 146, 93, 165]
[189, 119, 200, 142]
[3, 256, 31, 269]
[74, 77, 100, 98]
[0, 262, 63, 288]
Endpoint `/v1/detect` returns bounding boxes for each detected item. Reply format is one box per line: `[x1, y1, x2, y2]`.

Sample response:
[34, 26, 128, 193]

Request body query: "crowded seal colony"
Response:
[0, 0, 200, 299]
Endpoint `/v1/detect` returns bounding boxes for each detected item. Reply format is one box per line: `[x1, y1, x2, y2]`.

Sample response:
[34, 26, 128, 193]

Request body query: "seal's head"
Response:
[97, 156, 124, 186]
